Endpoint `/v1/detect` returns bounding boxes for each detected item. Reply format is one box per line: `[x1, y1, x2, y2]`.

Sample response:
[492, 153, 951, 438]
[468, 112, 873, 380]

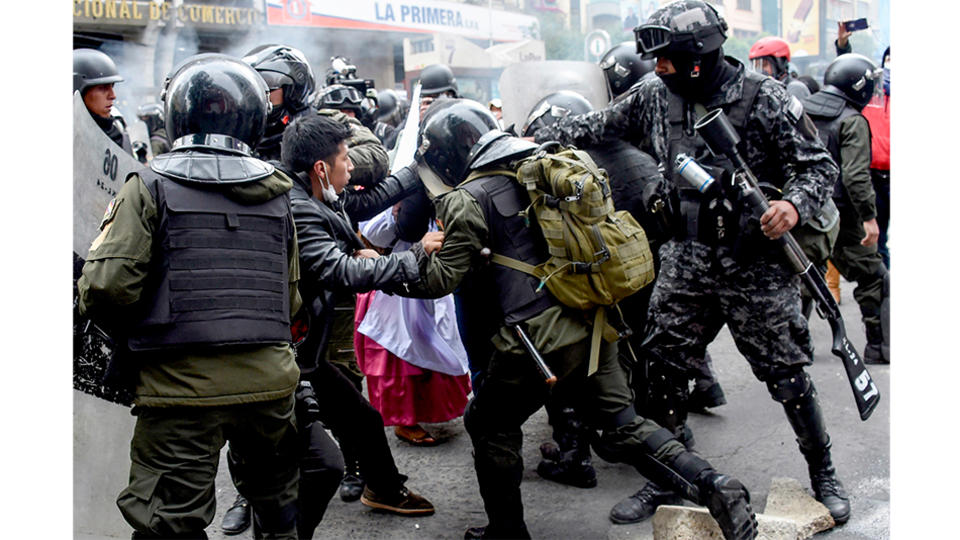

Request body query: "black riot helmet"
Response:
[600, 43, 656, 98]
[137, 102, 164, 133]
[823, 53, 883, 110]
[73, 48, 124, 95]
[419, 64, 460, 98]
[161, 54, 271, 155]
[242, 44, 316, 114]
[522, 91, 594, 138]
[377, 88, 402, 126]
[417, 99, 500, 186]
[359, 89, 380, 128]
[634, 0, 728, 60]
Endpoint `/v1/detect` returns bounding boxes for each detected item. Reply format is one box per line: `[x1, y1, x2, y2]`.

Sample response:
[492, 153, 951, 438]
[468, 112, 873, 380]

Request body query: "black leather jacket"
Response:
[284, 163, 422, 373]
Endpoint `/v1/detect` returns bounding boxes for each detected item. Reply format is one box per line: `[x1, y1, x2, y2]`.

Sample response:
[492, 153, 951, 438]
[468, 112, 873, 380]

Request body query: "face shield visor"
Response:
[863, 67, 886, 109]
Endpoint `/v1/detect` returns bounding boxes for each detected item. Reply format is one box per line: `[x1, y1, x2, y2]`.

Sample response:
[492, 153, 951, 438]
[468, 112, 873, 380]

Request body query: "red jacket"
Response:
[861, 95, 890, 171]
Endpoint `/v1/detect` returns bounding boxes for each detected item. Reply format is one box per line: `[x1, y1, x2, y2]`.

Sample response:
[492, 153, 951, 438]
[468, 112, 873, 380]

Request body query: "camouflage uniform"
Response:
[535, 57, 837, 419]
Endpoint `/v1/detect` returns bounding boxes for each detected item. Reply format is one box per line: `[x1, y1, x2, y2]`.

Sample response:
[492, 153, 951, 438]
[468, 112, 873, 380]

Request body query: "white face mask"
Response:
[319, 163, 339, 203]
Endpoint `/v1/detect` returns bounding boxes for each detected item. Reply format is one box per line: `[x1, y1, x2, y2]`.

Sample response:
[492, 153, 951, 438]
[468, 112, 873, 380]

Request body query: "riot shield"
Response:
[499, 61, 609, 136]
[74, 91, 144, 254]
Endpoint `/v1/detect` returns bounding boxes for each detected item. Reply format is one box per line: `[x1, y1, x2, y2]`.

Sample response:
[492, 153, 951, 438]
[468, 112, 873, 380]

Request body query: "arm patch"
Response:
[785, 95, 804, 124]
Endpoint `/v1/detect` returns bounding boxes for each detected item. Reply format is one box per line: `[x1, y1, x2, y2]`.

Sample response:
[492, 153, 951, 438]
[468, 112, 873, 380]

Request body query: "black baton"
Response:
[514, 325, 557, 386]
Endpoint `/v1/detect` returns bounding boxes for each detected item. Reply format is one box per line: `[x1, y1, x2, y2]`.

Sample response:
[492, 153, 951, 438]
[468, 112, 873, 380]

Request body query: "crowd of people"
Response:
[74, 1, 890, 539]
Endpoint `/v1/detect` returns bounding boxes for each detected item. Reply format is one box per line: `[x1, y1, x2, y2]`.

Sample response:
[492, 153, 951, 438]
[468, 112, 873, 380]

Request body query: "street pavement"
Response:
[205, 275, 890, 540]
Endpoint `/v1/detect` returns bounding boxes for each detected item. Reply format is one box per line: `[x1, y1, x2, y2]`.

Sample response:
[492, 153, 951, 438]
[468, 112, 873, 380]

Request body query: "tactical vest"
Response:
[460, 174, 555, 325]
[803, 91, 870, 208]
[127, 168, 293, 351]
[665, 71, 785, 256]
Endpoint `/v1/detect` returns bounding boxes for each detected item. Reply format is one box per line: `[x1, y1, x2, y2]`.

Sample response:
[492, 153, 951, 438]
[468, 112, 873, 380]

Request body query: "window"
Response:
[737, 0, 752, 10]
[411, 39, 434, 54]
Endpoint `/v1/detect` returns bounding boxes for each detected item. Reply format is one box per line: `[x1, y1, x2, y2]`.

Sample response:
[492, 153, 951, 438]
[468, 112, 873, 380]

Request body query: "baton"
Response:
[514, 325, 557, 386]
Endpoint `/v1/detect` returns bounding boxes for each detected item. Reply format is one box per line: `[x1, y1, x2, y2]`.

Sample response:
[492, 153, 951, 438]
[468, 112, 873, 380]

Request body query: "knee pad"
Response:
[765, 369, 813, 405]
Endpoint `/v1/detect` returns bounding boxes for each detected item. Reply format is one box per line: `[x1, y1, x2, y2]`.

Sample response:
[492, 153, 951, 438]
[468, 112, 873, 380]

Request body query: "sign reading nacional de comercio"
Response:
[73, 0, 263, 27]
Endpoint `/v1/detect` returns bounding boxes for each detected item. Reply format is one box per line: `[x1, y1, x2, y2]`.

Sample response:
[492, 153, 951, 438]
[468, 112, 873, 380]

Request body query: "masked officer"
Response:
[748, 36, 811, 100]
[313, 83, 392, 190]
[533, 0, 848, 525]
[802, 54, 890, 364]
[74, 48, 133, 156]
[404, 98, 758, 540]
[77, 54, 302, 539]
[243, 44, 317, 163]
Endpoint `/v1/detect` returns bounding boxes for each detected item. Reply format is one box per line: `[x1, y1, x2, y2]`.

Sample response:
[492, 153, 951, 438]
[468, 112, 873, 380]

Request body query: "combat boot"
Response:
[801, 443, 850, 524]
[695, 471, 758, 540]
[768, 370, 850, 524]
[609, 482, 683, 524]
[536, 444, 597, 488]
[339, 458, 365, 502]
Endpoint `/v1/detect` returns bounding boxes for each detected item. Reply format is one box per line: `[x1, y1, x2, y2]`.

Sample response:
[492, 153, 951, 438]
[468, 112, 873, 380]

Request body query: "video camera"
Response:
[325, 56, 375, 95]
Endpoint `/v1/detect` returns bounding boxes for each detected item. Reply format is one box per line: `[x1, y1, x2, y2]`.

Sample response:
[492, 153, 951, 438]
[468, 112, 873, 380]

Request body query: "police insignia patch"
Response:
[100, 198, 117, 230]
[786, 95, 804, 123]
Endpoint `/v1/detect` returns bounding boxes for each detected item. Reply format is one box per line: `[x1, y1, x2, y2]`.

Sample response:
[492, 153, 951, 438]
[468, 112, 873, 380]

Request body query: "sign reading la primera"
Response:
[265, 0, 539, 43]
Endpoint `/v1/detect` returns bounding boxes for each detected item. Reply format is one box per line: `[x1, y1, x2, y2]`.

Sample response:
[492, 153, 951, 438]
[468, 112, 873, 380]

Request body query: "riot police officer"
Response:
[313, 83, 391, 189]
[78, 54, 301, 539]
[74, 48, 133, 156]
[748, 36, 812, 99]
[243, 44, 317, 162]
[802, 54, 890, 364]
[135, 103, 170, 157]
[533, 0, 849, 525]
[417, 63, 460, 119]
[599, 43, 657, 103]
[404, 98, 757, 540]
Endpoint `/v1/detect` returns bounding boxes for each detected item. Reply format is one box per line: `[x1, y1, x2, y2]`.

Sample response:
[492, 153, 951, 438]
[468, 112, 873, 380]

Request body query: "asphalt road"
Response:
[205, 275, 890, 540]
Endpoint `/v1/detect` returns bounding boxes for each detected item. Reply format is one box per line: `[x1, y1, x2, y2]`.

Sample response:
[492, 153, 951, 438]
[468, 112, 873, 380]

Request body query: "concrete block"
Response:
[764, 477, 836, 539]
[652, 505, 799, 540]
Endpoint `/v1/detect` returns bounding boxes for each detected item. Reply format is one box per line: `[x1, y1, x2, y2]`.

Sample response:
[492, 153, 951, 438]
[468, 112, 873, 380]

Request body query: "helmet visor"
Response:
[258, 70, 294, 91]
[865, 68, 886, 109]
[634, 25, 673, 57]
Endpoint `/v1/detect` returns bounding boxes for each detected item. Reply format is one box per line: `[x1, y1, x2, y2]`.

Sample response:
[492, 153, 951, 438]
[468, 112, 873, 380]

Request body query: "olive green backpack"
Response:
[463, 144, 655, 370]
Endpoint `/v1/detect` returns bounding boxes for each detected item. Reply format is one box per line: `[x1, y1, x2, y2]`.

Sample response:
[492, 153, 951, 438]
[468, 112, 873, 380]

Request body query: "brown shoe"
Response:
[395, 425, 440, 446]
[360, 485, 435, 516]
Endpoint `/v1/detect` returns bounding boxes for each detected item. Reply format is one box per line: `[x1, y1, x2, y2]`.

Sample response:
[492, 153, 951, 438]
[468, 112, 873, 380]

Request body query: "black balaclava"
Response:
[659, 48, 736, 103]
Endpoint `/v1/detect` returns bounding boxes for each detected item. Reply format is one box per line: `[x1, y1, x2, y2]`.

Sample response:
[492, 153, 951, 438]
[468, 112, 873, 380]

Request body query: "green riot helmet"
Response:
[522, 91, 594, 138]
[162, 54, 271, 155]
[73, 48, 123, 95]
[634, 0, 728, 60]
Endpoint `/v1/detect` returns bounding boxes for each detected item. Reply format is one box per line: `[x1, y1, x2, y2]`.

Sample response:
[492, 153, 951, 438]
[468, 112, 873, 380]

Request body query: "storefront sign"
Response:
[73, 0, 262, 26]
[265, 0, 539, 42]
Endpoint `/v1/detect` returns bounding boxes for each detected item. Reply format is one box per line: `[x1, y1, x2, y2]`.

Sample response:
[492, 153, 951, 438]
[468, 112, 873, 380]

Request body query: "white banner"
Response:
[265, 0, 540, 43]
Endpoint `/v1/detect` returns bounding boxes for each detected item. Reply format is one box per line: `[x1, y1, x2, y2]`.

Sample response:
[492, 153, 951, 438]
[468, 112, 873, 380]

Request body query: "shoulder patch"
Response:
[99, 198, 120, 230]
[785, 95, 804, 124]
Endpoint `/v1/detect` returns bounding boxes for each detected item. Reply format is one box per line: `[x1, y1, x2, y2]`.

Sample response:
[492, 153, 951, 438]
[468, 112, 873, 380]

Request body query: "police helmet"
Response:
[73, 48, 123, 95]
[377, 89, 402, 125]
[600, 43, 656, 98]
[634, 0, 728, 60]
[419, 64, 460, 98]
[162, 54, 271, 155]
[748, 36, 791, 79]
[521, 91, 594, 138]
[359, 89, 380, 128]
[417, 99, 499, 186]
[823, 53, 883, 110]
[137, 103, 164, 133]
[242, 44, 316, 114]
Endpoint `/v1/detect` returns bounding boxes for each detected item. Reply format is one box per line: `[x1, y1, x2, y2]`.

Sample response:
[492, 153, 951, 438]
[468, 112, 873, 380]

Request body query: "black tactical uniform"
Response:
[534, 0, 850, 525]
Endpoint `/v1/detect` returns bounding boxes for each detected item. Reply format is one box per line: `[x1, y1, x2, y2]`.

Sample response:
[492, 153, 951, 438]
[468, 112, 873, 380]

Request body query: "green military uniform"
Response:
[403, 185, 686, 537]
[78, 170, 303, 539]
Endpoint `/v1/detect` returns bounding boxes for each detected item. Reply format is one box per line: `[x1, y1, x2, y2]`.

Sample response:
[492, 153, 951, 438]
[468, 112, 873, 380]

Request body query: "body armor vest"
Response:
[803, 91, 870, 208]
[127, 168, 293, 351]
[460, 174, 555, 325]
[665, 71, 785, 256]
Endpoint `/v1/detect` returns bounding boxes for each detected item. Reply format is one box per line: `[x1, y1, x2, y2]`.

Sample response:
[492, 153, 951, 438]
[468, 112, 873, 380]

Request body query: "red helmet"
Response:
[749, 36, 791, 60]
